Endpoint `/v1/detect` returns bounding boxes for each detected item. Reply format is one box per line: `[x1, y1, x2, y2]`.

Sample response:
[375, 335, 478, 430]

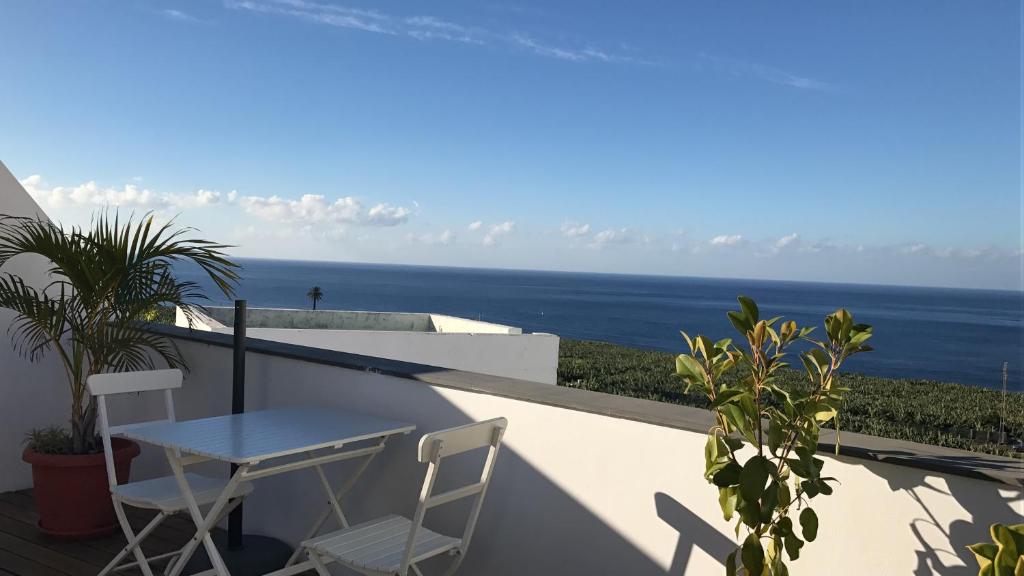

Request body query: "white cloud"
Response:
[404, 15, 482, 44]
[365, 203, 411, 226]
[901, 243, 929, 255]
[483, 221, 516, 246]
[238, 193, 412, 228]
[227, 0, 639, 63]
[21, 175, 225, 211]
[238, 194, 359, 224]
[407, 229, 455, 246]
[177, 189, 223, 208]
[510, 34, 642, 64]
[225, 0, 392, 33]
[510, 34, 587, 62]
[589, 228, 637, 249]
[710, 234, 744, 246]
[560, 221, 590, 238]
[775, 233, 799, 250]
[160, 8, 201, 22]
[699, 54, 833, 91]
[774, 231, 798, 248]
[468, 220, 483, 231]
[20, 175, 412, 241]
[23, 176, 154, 208]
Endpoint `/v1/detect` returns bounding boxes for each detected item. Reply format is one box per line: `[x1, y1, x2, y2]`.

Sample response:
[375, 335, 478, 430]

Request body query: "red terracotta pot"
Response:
[22, 437, 141, 539]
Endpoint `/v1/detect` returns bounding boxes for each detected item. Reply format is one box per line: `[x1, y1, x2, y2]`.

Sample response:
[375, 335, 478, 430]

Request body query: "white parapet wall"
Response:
[0, 161, 71, 493]
[112, 334, 1022, 576]
[177, 306, 559, 384]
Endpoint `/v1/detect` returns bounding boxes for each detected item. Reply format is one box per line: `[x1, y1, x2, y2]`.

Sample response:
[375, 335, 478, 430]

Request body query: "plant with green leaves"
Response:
[0, 213, 238, 454]
[675, 296, 874, 575]
[968, 523, 1024, 576]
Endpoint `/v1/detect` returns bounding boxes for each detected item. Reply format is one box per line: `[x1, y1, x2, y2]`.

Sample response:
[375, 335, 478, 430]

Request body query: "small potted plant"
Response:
[675, 296, 873, 575]
[0, 212, 238, 538]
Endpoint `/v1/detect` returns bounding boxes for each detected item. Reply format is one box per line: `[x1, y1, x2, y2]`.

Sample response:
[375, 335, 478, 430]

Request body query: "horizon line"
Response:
[217, 255, 1024, 295]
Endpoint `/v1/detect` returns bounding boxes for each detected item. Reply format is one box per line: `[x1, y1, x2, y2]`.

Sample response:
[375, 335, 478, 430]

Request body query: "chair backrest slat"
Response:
[400, 417, 507, 575]
[87, 369, 183, 491]
[86, 369, 182, 397]
[417, 417, 508, 462]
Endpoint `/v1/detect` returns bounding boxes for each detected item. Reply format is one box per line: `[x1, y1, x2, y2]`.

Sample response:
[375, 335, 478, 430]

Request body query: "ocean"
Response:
[176, 258, 1024, 391]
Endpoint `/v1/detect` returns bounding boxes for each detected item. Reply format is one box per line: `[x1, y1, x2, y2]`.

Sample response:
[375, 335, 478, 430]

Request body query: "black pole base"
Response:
[184, 532, 294, 576]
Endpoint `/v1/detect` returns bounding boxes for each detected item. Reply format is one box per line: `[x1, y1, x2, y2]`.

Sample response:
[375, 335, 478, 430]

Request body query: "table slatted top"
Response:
[117, 406, 416, 464]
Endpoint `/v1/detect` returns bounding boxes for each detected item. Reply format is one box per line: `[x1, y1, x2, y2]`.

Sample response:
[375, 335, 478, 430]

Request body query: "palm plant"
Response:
[307, 285, 324, 310]
[0, 212, 238, 454]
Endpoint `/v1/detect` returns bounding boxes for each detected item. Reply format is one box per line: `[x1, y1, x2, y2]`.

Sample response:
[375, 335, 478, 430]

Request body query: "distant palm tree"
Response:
[307, 286, 324, 310]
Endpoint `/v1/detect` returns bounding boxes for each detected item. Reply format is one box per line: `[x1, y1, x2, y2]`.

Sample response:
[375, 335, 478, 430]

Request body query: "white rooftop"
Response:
[184, 307, 523, 335]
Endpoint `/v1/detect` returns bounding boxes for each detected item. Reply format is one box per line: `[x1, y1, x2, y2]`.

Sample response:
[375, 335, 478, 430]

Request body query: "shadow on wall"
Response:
[234, 349, 697, 575]
[852, 451, 1023, 576]
[655, 492, 735, 574]
[115, 337, 1024, 576]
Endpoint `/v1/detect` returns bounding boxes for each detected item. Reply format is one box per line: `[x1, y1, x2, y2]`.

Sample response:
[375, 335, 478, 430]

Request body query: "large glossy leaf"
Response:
[741, 534, 765, 574]
[727, 310, 751, 334]
[697, 335, 717, 361]
[676, 354, 705, 382]
[713, 462, 743, 487]
[706, 435, 733, 479]
[719, 486, 737, 521]
[737, 295, 759, 323]
[760, 481, 779, 524]
[721, 404, 757, 445]
[988, 523, 1024, 575]
[767, 416, 786, 454]
[737, 495, 761, 529]
[784, 533, 803, 561]
[739, 456, 771, 502]
[722, 436, 745, 453]
[711, 388, 747, 409]
[680, 331, 694, 352]
[800, 508, 818, 542]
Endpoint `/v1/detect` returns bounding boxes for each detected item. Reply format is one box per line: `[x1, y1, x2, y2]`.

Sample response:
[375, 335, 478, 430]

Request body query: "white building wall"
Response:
[175, 306, 226, 332]
[428, 314, 522, 334]
[114, 339, 1022, 576]
[179, 306, 558, 384]
[0, 161, 70, 492]
[244, 328, 559, 384]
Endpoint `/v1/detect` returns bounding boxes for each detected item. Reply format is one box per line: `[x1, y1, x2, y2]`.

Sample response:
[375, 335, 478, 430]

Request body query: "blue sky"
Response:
[1, 0, 1020, 289]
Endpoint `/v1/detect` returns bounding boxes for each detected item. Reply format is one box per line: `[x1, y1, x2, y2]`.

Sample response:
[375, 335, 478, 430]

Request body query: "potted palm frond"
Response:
[0, 212, 238, 538]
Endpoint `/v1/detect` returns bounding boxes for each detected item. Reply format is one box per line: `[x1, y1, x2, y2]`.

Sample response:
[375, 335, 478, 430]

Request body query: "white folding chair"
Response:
[88, 369, 255, 576]
[300, 417, 508, 576]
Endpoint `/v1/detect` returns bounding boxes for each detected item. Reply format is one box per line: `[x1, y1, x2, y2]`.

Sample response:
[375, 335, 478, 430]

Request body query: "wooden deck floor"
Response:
[0, 489, 204, 576]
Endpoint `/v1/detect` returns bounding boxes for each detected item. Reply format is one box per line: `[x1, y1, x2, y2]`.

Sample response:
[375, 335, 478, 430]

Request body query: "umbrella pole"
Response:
[228, 299, 246, 550]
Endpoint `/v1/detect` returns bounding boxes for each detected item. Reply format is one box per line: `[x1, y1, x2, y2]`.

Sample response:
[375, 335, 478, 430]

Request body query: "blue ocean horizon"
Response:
[176, 258, 1024, 391]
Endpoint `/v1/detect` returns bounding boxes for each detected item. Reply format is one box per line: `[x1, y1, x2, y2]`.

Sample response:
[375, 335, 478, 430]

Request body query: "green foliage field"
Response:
[558, 339, 1024, 457]
[144, 305, 177, 325]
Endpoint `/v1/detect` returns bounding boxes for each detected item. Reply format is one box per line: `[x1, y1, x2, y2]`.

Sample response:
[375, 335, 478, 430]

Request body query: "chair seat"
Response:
[113, 473, 254, 512]
[305, 515, 461, 573]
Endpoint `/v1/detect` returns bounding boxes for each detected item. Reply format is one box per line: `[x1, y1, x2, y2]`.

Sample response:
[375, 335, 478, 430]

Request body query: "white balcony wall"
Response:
[0, 161, 70, 492]
[111, 338, 1023, 576]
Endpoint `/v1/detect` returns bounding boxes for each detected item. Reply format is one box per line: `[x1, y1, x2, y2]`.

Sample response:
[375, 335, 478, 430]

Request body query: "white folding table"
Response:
[117, 406, 416, 576]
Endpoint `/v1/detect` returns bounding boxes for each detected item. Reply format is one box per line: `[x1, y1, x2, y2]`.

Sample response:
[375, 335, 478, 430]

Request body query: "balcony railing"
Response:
[2, 323, 1021, 575]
